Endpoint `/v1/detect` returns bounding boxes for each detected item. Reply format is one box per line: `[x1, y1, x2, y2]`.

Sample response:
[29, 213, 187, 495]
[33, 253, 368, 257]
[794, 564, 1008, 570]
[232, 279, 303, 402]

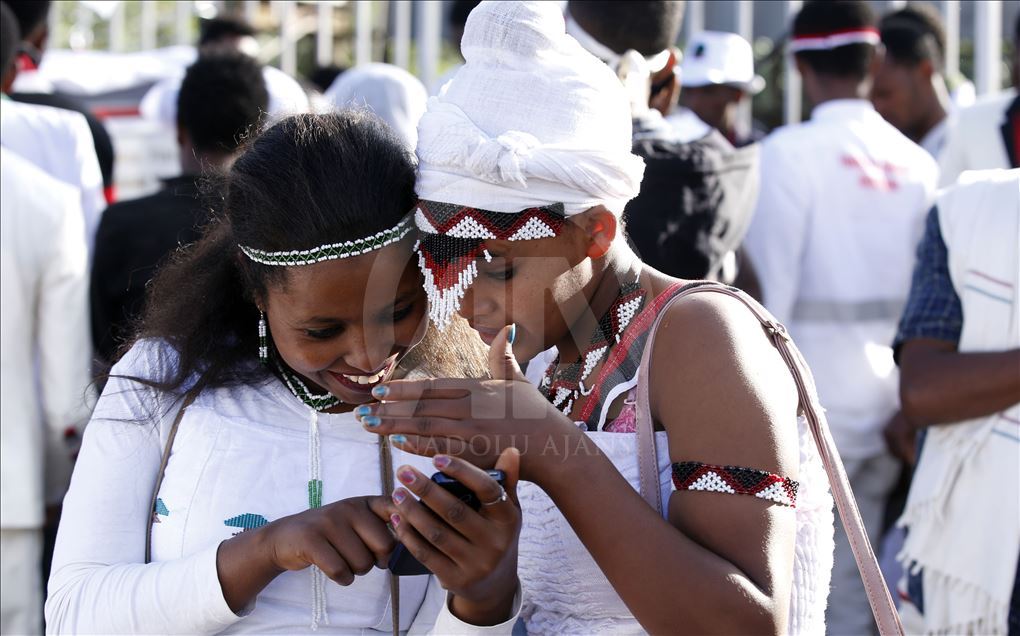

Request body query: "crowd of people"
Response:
[1, 0, 1017, 634]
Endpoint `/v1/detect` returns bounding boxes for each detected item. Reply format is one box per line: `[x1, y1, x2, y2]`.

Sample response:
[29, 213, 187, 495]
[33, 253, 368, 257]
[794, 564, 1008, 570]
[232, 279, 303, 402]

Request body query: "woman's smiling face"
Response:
[263, 235, 427, 406]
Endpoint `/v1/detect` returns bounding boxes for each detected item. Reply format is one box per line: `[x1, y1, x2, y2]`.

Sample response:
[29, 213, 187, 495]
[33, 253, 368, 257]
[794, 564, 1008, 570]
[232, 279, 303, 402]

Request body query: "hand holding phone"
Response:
[388, 469, 507, 575]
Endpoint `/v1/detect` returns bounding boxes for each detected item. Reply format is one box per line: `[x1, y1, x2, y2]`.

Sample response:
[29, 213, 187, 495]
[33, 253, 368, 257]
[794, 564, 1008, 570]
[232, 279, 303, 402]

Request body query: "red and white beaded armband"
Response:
[671, 461, 799, 508]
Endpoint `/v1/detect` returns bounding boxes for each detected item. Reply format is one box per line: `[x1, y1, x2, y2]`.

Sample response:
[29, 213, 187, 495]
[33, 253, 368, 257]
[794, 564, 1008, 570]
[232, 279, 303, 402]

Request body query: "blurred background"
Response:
[23, 0, 1018, 201]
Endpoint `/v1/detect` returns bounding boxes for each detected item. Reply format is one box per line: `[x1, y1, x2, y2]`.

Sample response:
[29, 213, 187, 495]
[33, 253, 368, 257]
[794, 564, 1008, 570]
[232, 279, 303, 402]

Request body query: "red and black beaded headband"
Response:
[415, 200, 567, 329]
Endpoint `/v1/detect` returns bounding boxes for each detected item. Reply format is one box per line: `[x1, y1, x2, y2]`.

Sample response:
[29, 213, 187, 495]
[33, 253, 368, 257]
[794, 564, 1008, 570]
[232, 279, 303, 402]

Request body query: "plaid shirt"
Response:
[893, 206, 964, 363]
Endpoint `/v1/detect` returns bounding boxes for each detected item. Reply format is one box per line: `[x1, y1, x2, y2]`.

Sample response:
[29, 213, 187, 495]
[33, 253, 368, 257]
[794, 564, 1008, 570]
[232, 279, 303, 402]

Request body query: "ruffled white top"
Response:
[519, 362, 834, 635]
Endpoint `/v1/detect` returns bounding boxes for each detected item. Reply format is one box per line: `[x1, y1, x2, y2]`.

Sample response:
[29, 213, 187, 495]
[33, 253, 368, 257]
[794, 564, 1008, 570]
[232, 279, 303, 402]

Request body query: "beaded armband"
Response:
[240, 215, 414, 266]
[671, 461, 799, 508]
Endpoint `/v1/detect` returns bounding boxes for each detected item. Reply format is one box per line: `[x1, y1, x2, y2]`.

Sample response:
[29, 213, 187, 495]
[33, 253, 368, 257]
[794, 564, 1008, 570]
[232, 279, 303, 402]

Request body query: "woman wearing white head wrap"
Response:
[360, 2, 834, 634]
[323, 63, 428, 149]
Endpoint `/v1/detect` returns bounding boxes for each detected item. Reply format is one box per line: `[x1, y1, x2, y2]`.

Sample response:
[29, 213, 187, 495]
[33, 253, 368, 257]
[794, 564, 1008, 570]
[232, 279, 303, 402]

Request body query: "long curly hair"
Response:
[122, 110, 486, 402]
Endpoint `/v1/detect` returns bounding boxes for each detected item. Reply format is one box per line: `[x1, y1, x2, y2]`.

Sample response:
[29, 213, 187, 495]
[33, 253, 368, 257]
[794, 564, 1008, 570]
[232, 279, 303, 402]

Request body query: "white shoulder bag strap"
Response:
[633, 282, 904, 636]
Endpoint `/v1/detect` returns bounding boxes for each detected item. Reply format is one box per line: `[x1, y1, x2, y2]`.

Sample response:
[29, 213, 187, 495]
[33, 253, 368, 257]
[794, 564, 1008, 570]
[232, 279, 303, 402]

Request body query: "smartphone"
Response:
[387, 469, 507, 576]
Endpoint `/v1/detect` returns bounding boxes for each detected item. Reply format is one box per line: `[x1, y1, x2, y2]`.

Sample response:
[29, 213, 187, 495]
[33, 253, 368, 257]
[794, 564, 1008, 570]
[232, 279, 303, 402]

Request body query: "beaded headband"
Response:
[415, 200, 567, 330]
[239, 215, 415, 266]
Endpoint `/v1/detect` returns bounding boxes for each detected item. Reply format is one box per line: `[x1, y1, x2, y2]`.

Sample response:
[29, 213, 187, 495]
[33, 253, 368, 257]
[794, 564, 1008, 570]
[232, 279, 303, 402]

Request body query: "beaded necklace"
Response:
[271, 359, 338, 628]
[274, 359, 344, 412]
[539, 277, 647, 418]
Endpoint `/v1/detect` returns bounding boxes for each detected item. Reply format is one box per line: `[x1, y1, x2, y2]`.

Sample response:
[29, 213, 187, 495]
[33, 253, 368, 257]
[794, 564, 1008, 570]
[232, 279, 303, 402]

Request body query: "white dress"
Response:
[46, 340, 519, 635]
[517, 364, 835, 634]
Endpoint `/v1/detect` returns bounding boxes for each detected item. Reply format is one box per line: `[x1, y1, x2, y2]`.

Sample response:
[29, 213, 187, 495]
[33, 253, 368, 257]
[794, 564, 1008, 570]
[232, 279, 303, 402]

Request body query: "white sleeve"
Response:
[743, 138, 811, 326]
[408, 577, 522, 635]
[36, 183, 93, 504]
[45, 343, 242, 635]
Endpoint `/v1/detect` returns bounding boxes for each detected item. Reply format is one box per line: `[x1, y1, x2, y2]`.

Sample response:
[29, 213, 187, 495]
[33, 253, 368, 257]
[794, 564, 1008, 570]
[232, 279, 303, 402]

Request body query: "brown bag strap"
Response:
[634, 282, 904, 636]
[145, 391, 197, 564]
[379, 437, 400, 636]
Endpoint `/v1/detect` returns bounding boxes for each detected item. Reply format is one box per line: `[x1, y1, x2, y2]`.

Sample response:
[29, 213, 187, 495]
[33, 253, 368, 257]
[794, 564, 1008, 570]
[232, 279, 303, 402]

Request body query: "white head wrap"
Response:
[415, 1, 645, 216]
[323, 63, 428, 150]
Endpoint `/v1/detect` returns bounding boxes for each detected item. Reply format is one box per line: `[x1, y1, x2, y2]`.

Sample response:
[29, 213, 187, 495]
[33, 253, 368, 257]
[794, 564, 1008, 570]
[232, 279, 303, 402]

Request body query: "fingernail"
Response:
[433, 455, 452, 469]
[397, 468, 416, 484]
[362, 416, 381, 428]
[355, 405, 372, 418]
[390, 434, 407, 445]
[392, 489, 407, 505]
[508, 323, 517, 345]
[372, 385, 389, 399]
[390, 514, 401, 527]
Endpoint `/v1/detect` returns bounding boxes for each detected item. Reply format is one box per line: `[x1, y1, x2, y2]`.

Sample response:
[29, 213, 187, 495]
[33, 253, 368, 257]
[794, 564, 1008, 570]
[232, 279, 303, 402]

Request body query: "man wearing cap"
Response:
[676, 30, 766, 148]
[744, 2, 938, 634]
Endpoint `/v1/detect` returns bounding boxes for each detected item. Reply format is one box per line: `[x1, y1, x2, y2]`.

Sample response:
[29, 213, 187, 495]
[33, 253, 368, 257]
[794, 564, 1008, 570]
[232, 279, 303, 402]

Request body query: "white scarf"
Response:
[898, 169, 1020, 634]
[415, 1, 644, 215]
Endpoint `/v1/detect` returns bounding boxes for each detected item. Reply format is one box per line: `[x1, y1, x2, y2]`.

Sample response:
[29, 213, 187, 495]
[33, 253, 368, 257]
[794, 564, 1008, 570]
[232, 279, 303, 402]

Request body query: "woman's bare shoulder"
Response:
[648, 290, 800, 476]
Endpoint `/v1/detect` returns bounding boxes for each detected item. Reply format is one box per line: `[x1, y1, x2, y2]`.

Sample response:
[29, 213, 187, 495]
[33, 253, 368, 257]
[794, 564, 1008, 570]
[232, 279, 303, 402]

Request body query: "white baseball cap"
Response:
[680, 30, 765, 95]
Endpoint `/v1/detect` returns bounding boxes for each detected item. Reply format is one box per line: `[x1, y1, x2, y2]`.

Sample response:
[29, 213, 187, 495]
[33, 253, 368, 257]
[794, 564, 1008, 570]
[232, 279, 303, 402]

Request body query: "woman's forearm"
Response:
[216, 524, 285, 613]
[532, 434, 781, 635]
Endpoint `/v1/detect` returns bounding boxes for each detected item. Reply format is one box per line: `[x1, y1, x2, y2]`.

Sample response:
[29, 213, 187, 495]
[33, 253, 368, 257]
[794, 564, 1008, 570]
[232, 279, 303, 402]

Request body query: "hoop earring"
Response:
[258, 311, 268, 366]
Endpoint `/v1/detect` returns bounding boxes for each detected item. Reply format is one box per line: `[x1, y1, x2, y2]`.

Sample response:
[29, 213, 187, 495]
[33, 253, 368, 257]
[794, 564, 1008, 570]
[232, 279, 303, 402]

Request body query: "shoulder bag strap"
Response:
[145, 391, 197, 564]
[380, 438, 400, 636]
[634, 282, 904, 636]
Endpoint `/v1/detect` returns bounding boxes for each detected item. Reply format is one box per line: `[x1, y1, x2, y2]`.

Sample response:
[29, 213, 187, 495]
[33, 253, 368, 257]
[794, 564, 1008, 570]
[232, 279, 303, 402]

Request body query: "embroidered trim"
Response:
[240, 215, 414, 266]
[415, 200, 567, 329]
[539, 280, 646, 418]
[671, 461, 799, 508]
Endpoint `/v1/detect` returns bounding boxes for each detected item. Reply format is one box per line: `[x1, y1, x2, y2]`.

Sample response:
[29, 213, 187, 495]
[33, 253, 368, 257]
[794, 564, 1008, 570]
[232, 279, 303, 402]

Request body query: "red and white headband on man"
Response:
[788, 27, 880, 53]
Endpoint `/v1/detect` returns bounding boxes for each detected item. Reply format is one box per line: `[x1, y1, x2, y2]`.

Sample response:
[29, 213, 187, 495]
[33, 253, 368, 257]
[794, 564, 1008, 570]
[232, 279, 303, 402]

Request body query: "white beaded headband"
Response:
[239, 215, 414, 266]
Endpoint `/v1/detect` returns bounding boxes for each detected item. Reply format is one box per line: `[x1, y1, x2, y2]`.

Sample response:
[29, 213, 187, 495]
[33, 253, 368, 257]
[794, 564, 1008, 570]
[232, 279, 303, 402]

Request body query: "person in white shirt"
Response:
[872, 4, 954, 160]
[1, 144, 92, 636]
[46, 110, 522, 635]
[937, 14, 1020, 186]
[677, 30, 767, 147]
[744, 2, 938, 634]
[0, 2, 105, 259]
[140, 15, 309, 129]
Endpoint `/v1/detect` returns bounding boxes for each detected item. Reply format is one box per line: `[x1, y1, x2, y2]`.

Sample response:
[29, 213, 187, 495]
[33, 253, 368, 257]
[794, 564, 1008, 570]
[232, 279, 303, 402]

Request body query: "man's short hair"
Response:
[880, 4, 946, 71]
[0, 2, 21, 73]
[198, 16, 256, 48]
[567, 0, 685, 57]
[177, 52, 268, 154]
[3, 0, 48, 40]
[793, 0, 877, 80]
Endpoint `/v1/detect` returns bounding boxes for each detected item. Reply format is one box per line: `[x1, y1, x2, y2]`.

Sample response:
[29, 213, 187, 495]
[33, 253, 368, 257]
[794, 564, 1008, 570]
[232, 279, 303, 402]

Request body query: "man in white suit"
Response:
[0, 8, 93, 632]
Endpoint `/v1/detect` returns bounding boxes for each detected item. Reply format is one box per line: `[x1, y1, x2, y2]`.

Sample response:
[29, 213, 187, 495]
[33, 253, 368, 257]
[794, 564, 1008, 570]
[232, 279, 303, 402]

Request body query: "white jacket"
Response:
[0, 98, 106, 258]
[1, 148, 94, 529]
[745, 99, 938, 459]
[938, 89, 1017, 187]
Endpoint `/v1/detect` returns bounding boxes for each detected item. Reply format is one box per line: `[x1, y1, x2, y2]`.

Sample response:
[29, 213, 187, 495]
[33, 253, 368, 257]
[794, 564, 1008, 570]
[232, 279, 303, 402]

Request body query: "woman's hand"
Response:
[357, 325, 581, 483]
[216, 495, 394, 612]
[381, 448, 523, 626]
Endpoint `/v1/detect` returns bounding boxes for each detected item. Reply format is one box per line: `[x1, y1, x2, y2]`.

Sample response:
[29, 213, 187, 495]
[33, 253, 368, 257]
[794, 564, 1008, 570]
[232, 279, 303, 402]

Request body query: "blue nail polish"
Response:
[508, 323, 517, 345]
[363, 416, 381, 428]
[355, 405, 372, 418]
[372, 385, 389, 399]
[391, 434, 407, 444]
[392, 489, 407, 505]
